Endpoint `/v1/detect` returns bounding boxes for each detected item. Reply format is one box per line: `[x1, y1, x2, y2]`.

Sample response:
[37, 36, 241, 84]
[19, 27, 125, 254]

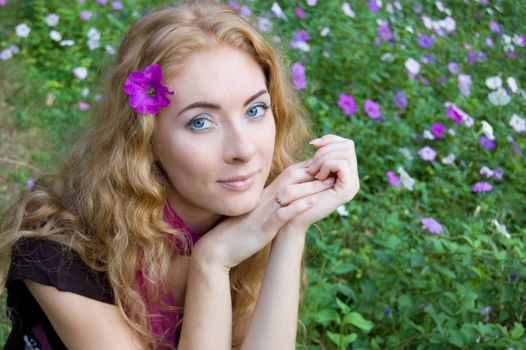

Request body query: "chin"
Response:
[216, 195, 259, 217]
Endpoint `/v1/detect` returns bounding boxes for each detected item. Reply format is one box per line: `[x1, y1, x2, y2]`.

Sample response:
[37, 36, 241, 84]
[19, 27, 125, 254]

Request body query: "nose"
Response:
[223, 123, 257, 163]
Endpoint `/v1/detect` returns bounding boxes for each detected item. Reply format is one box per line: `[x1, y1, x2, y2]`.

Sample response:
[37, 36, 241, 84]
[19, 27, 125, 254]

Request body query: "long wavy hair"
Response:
[0, 1, 312, 348]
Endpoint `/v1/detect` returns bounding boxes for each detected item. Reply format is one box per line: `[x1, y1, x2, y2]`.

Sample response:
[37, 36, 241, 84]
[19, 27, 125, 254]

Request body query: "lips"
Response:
[217, 170, 259, 191]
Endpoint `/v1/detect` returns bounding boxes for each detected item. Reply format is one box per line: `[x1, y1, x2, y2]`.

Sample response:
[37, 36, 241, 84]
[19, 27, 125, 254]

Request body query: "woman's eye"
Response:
[187, 115, 213, 130]
[246, 103, 269, 118]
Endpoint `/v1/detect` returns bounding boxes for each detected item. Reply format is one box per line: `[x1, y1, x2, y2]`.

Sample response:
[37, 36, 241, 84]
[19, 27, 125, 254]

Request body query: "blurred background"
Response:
[1, 0, 525, 348]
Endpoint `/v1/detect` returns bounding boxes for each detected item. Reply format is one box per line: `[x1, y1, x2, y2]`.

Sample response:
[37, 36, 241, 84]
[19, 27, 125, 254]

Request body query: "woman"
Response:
[0, 1, 359, 349]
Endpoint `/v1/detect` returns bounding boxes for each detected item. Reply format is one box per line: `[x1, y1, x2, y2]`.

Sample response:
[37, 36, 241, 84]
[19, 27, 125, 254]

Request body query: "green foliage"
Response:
[1, 0, 525, 349]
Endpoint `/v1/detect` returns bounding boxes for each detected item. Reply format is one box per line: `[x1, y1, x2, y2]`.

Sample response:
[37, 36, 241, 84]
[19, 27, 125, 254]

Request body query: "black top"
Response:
[4, 237, 114, 349]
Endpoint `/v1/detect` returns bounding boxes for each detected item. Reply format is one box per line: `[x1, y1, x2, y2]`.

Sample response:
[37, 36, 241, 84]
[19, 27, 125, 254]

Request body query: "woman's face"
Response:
[155, 46, 276, 232]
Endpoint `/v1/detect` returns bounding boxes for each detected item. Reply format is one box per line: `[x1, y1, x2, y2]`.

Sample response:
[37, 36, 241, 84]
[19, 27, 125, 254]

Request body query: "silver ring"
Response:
[275, 196, 287, 207]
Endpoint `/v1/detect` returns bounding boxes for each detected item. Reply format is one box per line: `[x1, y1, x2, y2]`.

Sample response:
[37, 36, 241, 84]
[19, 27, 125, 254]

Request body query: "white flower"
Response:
[72, 67, 88, 80]
[60, 39, 75, 46]
[441, 153, 455, 165]
[0, 48, 13, 61]
[105, 44, 116, 55]
[441, 16, 456, 32]
[87, 38, 100, 50]
[492, 219, 511, 239]
[513, 34, 523, 46]
[81, 88, 90, 97]
[257, 17, 272, 33]
[480, 120, 495, 140]
[398, 148, 413, 161]
[380, 53, 395, 62]
[507, 77, 518, 93]
[503, 34, 512, 44]
[423, 130, 435, 140]
[336, 205, 349, 217]
[480, 166, 494, 178]
[306, 0, 317, 5]
[15, 23, 31, 38]
[447, 128, 456, 136]
[290, 40, 310, 52]
[488, 88, 511, 106]
[405, 25, 414, 34]
[405, 58, 420, 75]
[49, 30, 62, 42]
[271, 2, 287, 20]
[510, 114, 526, 133]
[45, 13, 59, 27]
[397, 166, 415, 191]
[87, 28, 101, 41]
[9, 45, 19, 54]
[485, 76, 502, 89]
[320, 27, 330, 37]
[422, 16, 432, 29]
[341, 2, 355, 18]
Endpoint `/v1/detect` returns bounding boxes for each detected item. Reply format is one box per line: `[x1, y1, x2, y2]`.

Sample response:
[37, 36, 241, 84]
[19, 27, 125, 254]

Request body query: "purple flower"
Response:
[480, 135, 496, 150]
[458, 74, 472, 97]
[123, 64, 174, 115]
[418, 146, 437, 161]
[80, 10, 92, 21]
[393, 90, 407, 109]
[447, 106, 462, 124]
[485, 37, 494, 47]
[489, 21, 501, 34]
[384, 306, 392, 316]
[27, 179, 34, 189]
[421, 218, 443, 234]
[364, 99, 381, 119]
[228, 0, 241, 11]
[418, 34, 433, 48]
[111, 1, 123, 10]
[493, 167, 504, 180]
[368, 0, 380, 12]
[294, 7, 305, 19]
[386, 171, 401, 188]
[293, 30, 309, 42]
[431, 123, 446, 139]
[0, 0, 7, 6]
[291, 62, 307, 90]
[337, 93, 357, 116]
[378, 24, 392, 41]
[96, 0, 107, 4]
[481, 306, 491, 315]
[447, 62, 459, 74]
[467, 51, 478, 63]
[471, 181, 493, 192]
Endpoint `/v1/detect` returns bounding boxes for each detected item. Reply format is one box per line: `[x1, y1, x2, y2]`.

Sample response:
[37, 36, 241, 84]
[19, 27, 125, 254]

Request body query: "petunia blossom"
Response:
[341, 2, 355, 18]
[124, 64, 174, 115]
[45, 13, 59, 27]
[485, 76, 502, 89]
[386, 170, 401, 188]
[458, 74, 471, 96]
[72, 67, 88, 80]
[441, 153, 455, 165]
[15, 23, 31, 38]
[431, 123, 446, 139]
[294, 7, 305, 19]
[480, 120, 494, 140]
[480, 135, 496, 149]
[290, 62, 306, 90]
[509, 114, 526, 133]
[471, 181, 492, 193]
[397, 166, 415, 191]
[393, 90, 407, 109]
[405, 57, 420, 75]
[271, 2, 288, 20]
[418, 146, 437, 161]
[488, 88, 511, 106]
[337, 93, 357, 116]
[421, 218, 443, 234]
[364, 99, 381, 119]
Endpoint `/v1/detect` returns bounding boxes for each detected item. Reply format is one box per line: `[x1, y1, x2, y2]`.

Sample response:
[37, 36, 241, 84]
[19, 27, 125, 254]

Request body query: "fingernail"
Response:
[309, 138, 321, 145]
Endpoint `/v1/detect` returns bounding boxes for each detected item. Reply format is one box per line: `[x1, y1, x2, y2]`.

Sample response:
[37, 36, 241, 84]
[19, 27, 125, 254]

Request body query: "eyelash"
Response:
[186, 103, 270, 131]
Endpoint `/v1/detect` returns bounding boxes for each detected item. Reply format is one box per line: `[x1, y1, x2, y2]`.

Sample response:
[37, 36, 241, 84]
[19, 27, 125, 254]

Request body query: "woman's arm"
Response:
[25, 280, 146, 350]
[240, 225, 307, 350]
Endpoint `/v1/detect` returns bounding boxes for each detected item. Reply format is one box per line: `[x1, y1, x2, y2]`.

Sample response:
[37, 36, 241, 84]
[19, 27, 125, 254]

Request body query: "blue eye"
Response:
[187, 115, 213, 131]
[246, 103, 269, 118]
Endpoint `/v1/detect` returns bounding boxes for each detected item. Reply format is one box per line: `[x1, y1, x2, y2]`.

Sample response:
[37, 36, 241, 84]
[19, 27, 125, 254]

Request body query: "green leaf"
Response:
[314, 309, 341, 326]
[511, 322, 525, 339]
[335, 298, 351, 313]
[327, 331, 358, 348]
[343, 312, 374, 332]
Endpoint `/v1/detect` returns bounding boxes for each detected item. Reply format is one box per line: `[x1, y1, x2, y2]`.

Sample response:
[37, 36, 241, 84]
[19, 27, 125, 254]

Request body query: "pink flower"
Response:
[78, 101, 90, 110]
[364, 99, 381, 119]
[386, 171, 401, 188]
[447, 106, 462, 124]
[418, 146, 437, 161]
[337, 93, 357, 116]
[80, 10, 92, 21]
[471, 181, 493, 192]
[431, 123, 446, 139]
[421, 218, 443, 234]
[290, 62, 306, 90]
[294, 7, 305, 19]
[0, 0, 7, 6]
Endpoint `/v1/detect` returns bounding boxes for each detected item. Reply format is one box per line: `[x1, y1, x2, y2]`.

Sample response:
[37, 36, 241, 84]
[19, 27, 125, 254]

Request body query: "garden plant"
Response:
[0, 0, 525, 349]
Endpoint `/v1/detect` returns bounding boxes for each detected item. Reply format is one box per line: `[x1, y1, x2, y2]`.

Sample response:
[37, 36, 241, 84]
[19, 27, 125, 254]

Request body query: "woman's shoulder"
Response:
[8, 237, 114, 304]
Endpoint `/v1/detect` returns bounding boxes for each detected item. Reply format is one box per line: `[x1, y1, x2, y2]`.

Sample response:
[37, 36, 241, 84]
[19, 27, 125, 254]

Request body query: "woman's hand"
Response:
[193, 161, 335, 270]
[284, 134, 360, 233]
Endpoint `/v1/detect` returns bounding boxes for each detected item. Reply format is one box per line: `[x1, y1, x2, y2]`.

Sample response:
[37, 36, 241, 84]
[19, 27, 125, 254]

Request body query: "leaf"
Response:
[511, 322, 525, 339]
[315, 309, 341, 326]
[343, 312, 374, 332]
[336, 298, 351, 313]
[327, 331, 358, 348]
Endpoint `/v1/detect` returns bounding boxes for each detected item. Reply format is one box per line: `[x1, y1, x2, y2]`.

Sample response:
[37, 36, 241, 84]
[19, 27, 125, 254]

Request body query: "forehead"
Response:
[166, 46, 268, 104]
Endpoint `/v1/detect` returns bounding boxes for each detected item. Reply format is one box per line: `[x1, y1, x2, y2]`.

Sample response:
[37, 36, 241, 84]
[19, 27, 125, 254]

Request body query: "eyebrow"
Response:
[176, 89, 269, 117]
